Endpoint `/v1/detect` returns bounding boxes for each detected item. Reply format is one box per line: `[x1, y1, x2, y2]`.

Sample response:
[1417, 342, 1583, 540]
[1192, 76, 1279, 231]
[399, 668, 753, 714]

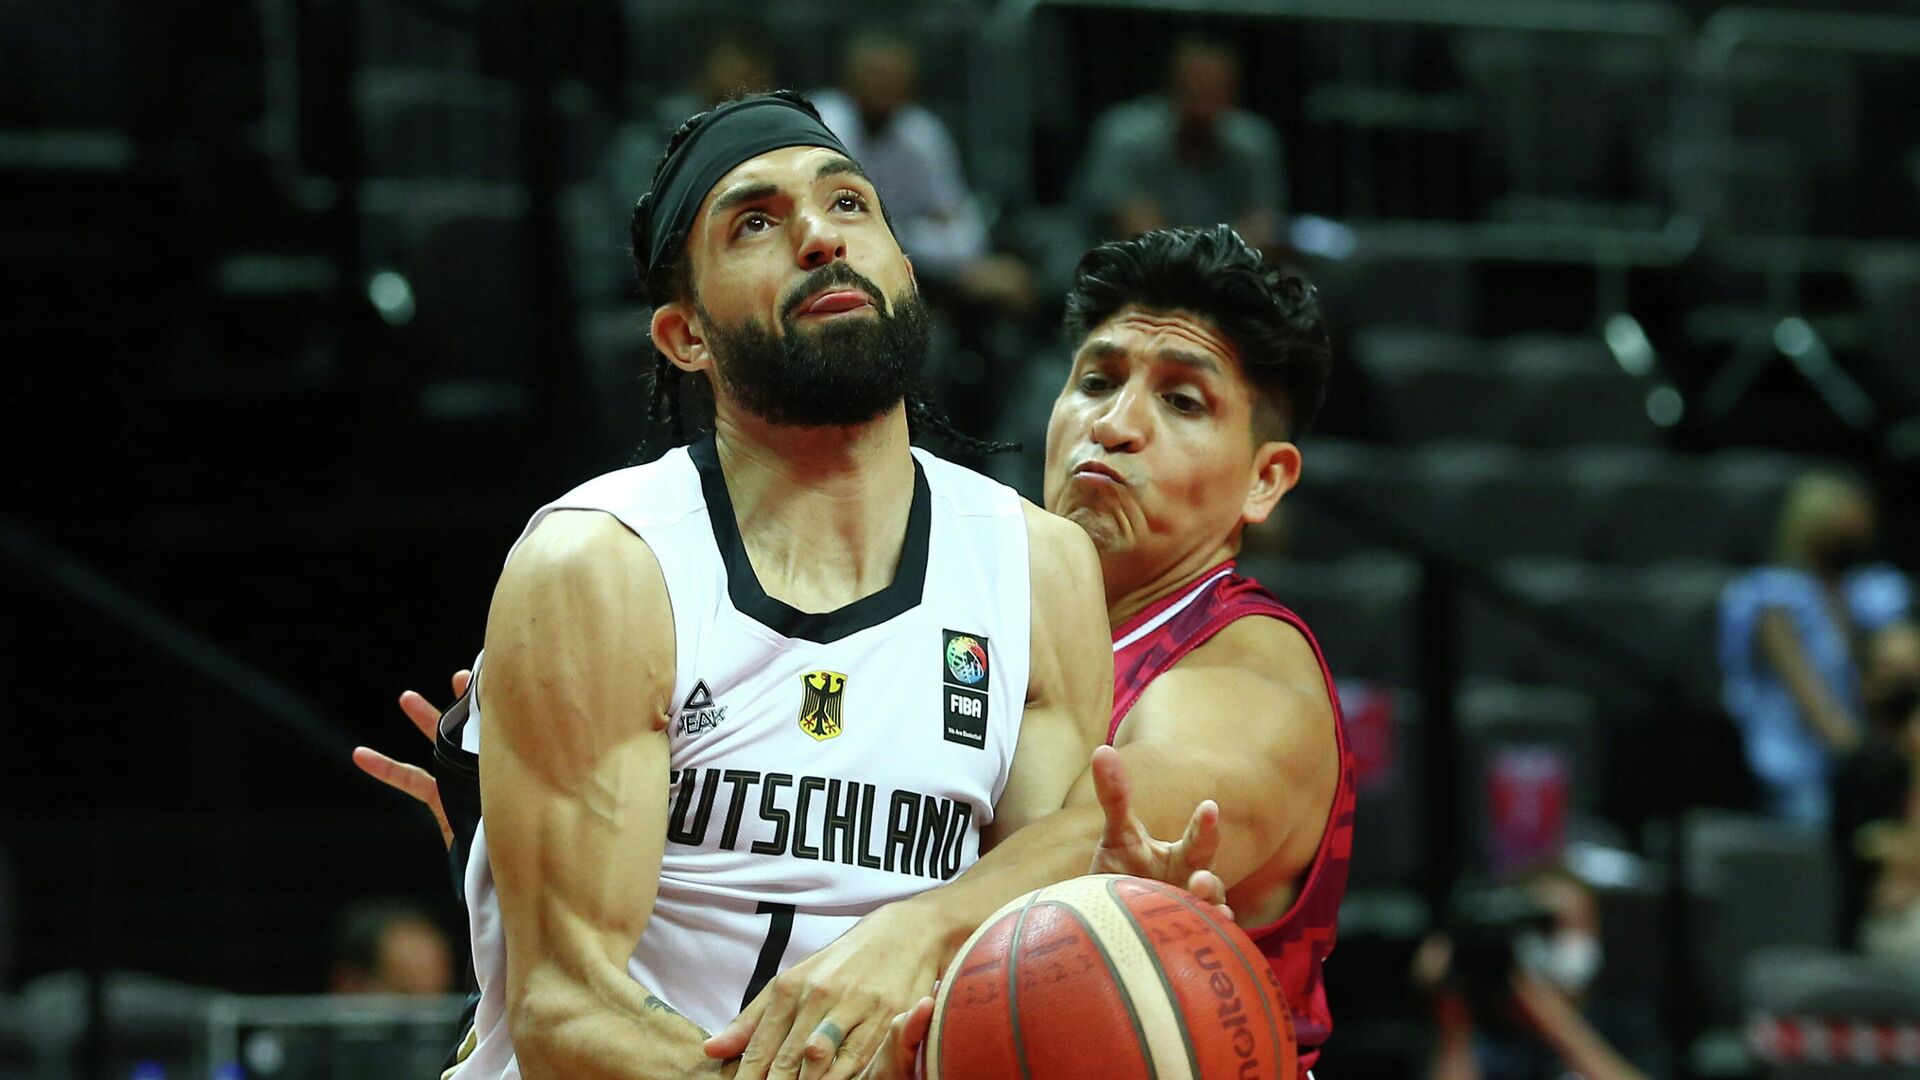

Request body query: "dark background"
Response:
[3, 0, 1919, 1077]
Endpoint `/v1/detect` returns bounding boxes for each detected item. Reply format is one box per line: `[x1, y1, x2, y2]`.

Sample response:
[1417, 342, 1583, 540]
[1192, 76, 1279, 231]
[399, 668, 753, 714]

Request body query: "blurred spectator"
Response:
[1074, 36, 1287, 247]
[1833, 622, 1920, 957]
[1418, 866, 1658, 1080]
[577, 37, 778, 299]
[811, 31, 1032, 309]
[328, 899, 452, 996]
[1719, 471, 1912, 827]
[646, 36, 777, 145]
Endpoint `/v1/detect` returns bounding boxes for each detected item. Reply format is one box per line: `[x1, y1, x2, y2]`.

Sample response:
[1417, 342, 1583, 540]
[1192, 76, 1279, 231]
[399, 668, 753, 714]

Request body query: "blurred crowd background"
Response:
[3, 0, 1920, 1077]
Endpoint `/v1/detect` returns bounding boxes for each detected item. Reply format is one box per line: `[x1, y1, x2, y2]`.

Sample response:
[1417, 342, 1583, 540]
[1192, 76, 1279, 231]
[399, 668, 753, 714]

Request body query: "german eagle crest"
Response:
[797, 670, 847, 741]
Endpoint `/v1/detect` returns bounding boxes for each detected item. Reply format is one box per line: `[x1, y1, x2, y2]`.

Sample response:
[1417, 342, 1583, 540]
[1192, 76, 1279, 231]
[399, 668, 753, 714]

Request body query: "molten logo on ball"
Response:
[926, 875, 1297, 1080]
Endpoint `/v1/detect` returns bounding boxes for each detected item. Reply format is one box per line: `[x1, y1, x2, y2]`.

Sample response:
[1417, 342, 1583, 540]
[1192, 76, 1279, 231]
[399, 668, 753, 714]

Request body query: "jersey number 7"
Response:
[740, 901, 797, 1011]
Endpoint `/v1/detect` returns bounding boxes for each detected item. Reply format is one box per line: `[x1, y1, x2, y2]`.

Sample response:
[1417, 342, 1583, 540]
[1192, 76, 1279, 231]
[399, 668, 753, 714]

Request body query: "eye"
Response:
[1077, 372, 1112, 394]
[832, 190, 869, 213]
[734, 211, 774, 238]
[1165, 392, 1207, 415]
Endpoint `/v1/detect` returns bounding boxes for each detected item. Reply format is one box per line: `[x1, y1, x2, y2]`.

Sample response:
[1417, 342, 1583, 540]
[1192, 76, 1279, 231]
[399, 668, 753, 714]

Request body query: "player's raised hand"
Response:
[852, 996, 933, 1080]
[350, 669, 469, 850]
[706, 900, 944, 1080]
[1088, 744, 1233, 918]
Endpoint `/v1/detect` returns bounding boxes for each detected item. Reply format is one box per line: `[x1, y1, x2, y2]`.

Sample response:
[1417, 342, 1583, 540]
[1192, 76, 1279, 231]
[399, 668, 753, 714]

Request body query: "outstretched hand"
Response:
[1088, 745, 1231, 917]
[351, 669, 469, 849]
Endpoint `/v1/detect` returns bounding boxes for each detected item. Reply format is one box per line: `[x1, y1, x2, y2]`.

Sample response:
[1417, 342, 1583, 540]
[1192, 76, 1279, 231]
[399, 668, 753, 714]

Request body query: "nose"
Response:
[1089, 379, 1150, 452]
[795, 207, 847, 270]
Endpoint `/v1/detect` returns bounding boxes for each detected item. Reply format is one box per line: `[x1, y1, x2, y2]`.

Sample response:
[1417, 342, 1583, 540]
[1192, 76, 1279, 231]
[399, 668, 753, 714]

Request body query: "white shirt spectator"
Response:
[810, 89, 987, 281]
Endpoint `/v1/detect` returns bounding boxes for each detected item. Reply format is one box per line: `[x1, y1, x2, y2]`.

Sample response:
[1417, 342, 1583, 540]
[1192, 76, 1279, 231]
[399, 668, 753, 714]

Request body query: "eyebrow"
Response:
[707, 156, 878, 224]
[708, 181, 780, 220]
[815, 155, 874, 186]
[1083, 340, 1224, 375]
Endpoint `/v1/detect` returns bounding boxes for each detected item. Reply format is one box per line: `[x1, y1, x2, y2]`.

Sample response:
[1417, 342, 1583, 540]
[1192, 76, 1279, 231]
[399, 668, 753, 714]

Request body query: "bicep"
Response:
[478, 513, 678, 999]
[482, 713, 671, 991]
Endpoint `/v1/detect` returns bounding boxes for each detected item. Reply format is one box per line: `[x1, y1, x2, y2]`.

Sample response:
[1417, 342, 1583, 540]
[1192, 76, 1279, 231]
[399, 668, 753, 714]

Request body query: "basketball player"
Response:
[411, 90, 1116, 1079]
[366, 226, 1346, 1077]
[706, 225, 1349, 1080]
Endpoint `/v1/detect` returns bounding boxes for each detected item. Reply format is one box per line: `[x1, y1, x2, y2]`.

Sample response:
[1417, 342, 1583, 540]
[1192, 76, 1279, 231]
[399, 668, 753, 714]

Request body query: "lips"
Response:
[1072, 460, 1127, 485]
[797, 289, 874, 316]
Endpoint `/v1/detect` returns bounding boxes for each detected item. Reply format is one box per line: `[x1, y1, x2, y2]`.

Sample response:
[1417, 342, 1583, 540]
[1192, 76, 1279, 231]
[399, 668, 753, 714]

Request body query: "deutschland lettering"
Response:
[667, 769, 975, 881]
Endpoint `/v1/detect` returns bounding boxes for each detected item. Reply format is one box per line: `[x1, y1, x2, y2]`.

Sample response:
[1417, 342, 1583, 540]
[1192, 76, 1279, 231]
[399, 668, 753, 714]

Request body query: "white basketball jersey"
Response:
[443, 436, 1032, 1079]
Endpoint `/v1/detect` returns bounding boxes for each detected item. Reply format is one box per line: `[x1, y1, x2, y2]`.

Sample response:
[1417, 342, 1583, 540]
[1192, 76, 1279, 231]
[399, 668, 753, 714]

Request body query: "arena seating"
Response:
[1743, 946, 1920, 1080]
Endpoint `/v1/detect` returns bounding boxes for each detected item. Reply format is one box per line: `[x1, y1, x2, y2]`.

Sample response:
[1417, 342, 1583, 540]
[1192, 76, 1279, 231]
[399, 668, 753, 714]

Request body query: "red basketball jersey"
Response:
[1110, 562, 1356, 1077]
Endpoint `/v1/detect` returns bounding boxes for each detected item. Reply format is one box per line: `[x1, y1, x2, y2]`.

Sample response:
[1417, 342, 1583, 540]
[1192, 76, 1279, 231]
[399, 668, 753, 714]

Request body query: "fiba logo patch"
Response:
[941, 630, 990, 750]
[944, 634, 988, 686]
[797, 670, 847, 742]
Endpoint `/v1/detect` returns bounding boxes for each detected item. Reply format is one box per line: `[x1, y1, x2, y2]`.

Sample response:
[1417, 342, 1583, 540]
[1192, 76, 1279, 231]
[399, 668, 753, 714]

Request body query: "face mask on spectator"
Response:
[1517, 929, 1602, 995]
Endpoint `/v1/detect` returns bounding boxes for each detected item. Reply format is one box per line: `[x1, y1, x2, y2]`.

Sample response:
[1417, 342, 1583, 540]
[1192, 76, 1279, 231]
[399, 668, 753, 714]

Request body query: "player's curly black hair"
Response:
[627, 90, 1011, 459]
[1061, 225, 1332, 440]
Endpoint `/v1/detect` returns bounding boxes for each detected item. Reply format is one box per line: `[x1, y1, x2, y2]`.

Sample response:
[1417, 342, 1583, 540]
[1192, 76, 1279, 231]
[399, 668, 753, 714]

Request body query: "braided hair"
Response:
[628, 90, 1015, 461]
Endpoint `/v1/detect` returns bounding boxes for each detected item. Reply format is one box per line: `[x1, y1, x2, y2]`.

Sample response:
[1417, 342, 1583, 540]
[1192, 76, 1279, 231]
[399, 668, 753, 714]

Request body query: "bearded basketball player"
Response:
[364, 223, 1348, 1079]
[419, 91, 1115, 1079]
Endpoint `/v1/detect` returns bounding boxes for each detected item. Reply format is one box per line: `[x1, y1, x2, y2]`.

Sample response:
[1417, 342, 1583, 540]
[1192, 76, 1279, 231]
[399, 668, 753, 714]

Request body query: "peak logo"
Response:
[674, 680, 727, 738]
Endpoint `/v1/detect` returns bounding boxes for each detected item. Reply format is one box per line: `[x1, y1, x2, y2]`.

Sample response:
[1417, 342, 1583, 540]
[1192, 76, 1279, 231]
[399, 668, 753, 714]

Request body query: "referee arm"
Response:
[481, 510, 729, 1080]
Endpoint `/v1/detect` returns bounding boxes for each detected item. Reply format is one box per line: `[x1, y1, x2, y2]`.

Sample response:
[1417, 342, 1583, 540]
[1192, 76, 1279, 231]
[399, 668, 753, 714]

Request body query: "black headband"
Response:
[636, 96, 853, 281]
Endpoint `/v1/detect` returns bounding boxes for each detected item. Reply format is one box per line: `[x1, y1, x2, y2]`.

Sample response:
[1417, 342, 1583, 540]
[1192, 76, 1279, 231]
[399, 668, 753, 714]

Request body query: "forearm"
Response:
[898, 803, 1106, 963]
[1758, 612, 1857, 751]
[515, 964, 733, 1080]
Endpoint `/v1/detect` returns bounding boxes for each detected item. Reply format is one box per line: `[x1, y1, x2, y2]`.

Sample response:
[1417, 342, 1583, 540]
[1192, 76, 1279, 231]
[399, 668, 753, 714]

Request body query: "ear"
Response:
[650, 300, 711, 374]
[1242, 440, 1301, 527]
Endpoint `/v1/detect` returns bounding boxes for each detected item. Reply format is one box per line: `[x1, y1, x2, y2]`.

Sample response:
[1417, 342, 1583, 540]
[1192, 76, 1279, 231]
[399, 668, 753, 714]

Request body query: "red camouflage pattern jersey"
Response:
[1109, 561, 1356, 1078]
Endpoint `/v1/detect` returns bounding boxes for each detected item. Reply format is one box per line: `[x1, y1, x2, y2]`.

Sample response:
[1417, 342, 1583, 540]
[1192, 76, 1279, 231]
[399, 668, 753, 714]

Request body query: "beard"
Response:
[697, 264, 930, 428]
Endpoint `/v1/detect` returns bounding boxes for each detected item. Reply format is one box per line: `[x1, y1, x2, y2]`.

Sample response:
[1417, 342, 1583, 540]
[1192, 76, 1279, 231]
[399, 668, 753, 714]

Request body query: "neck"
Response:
[710, 403, 916, 610]
[1103, 536, 1239, 630]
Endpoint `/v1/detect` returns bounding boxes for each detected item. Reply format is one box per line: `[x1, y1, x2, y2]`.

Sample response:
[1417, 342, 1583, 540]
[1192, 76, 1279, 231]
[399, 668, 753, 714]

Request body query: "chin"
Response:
[1061, 506, 1128, 556]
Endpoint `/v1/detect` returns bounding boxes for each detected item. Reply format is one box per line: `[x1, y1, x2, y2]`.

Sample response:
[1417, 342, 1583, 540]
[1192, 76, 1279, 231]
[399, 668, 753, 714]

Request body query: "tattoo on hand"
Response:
[645, 995, 711, 1037]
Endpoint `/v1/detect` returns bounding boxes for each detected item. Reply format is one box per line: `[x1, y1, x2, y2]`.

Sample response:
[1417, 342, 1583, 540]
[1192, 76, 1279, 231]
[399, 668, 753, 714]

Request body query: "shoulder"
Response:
[1092, 97, 1170, 143]
[1019, 503, 1108, 673]
[1220, 109, 1281, 149]
[1128, 614, 1336, 775]
[547, 450, 704, 530]
[1020, 500, 1101, 583]
[895, 103, 957, 142]
[497, 510, 668, 618]
[1723, 566, 1818, 618]
[808, 88, 857, 131]
[1179, 613, 1328, 706]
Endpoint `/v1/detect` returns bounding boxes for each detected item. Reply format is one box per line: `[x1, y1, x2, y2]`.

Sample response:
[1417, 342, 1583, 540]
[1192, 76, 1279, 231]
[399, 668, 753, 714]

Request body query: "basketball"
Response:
[924, 874, 1297, 1080]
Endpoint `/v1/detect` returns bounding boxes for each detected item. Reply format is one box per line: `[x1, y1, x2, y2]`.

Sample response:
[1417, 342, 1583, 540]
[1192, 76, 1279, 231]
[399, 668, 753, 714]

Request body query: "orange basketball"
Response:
[924, 874, 1296, 1080]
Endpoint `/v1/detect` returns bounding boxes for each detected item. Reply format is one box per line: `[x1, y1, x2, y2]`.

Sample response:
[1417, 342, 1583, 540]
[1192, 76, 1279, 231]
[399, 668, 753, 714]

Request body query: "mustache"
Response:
[781, 263, 891, 320]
